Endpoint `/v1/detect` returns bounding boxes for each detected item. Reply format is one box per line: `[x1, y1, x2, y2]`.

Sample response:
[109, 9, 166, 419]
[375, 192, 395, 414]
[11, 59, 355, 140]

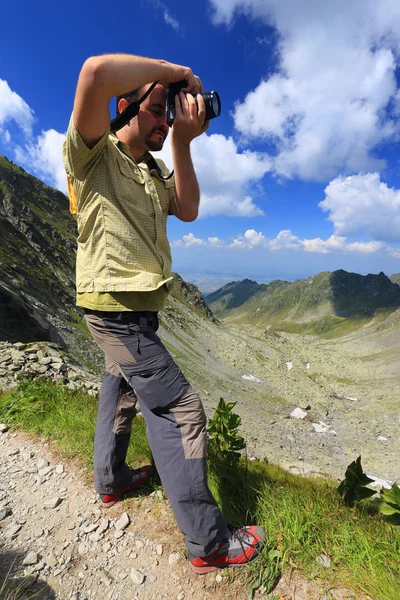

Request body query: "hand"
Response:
[171, 92, 209, 146]
[160, 62, 203, 95]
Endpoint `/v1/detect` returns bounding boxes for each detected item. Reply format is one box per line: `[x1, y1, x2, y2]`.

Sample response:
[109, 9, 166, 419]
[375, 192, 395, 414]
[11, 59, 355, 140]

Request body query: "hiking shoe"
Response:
[99, 465, 153, 508]
[190, 525, 265, 574]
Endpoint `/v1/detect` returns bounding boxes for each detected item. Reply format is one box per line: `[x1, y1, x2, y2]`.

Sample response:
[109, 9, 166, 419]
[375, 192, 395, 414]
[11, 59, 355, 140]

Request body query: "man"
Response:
[63, 53, 264, 574]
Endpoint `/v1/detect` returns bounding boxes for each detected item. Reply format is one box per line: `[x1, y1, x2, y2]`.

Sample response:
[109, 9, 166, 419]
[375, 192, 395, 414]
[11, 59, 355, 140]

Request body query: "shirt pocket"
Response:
[116, 156, 144, 185]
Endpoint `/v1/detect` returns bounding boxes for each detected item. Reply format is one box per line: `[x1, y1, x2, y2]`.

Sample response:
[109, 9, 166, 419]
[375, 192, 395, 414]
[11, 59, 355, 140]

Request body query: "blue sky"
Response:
[2, 1, 400, 292]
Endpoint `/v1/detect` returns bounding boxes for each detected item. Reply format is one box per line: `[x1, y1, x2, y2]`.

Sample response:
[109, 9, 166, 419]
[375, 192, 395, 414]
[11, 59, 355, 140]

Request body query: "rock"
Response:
[55, 464, 64, 474]
[290, 407, 308, 420]
[9, 448, 20, 456]
[44, 497, 62, 509]
[316, 553, 331, 568]
[0, 505, 11, 520]
[115, 512, 130, 531]
[78, 543, 89, 556]
[130, 568, 145, 585]
[6, 523, 22, 538]
[156, 544, 163, 556]
[38, 466, 54, 477]
[177, 593, 185, 600]
[168, 553, 181, 565]
[216, 574, 222, 583]
[0, 424, 9, 433]
[37, 459, 49, 470]
[46, 555, 58, 568]
[147, 573, 157, 583]
[23, 551, 39, 565]
[114, 530, 124, 539]
[97, 518, 109, 534]
[84, 523, 99, 534]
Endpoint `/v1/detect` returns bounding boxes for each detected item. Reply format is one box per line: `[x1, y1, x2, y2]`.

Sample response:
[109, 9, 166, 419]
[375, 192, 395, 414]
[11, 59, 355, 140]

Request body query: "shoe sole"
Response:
[190, 550, 261, 574]
[100, 467, 152, 508]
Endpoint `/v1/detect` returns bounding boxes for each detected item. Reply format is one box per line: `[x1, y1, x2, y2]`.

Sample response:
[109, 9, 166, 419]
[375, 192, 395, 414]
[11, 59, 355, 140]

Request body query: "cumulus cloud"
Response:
[320, 173, 400, 244]
[0, 79, 35, 137]
[172, 233, 206, 247]
[209, 0, 400, 180]
[0, 78, 67, 192]
[159, 133, 270, 217]
[208, 236, 225, 246]
[15, 129, 67, 193]
[230, 229, 385, 254]
[174, 228, 385, 253]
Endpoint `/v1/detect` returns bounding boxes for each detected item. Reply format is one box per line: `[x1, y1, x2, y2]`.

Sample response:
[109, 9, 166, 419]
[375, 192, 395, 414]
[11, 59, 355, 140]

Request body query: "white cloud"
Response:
[209, 0, 400, 180]
[15, 129, 67, 193]
[0, 129, 11, 144]
[158, 133, 270, 217]
[320, 173, 400, 244]
[0, 78, 67, 193]
[163, 10, 180, 31]
[0, 79, 35, 137]
[230, 229, 385, 254]
[208, 236, 225, 246]
[172, 233, 207, 247]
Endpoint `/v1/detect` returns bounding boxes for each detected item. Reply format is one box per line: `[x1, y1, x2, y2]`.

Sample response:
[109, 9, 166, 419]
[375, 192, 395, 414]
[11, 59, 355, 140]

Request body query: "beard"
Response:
[144, 127, 168, 151]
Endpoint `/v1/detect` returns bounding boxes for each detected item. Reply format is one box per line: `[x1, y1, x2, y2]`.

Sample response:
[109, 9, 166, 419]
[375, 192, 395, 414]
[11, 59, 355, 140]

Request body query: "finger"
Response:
[174, 92, 183, 117]
[185, 93, 198, 119]
[178, 91, 190, 116]
[195, 76, 204, 94]
[196, 94, 206, 123]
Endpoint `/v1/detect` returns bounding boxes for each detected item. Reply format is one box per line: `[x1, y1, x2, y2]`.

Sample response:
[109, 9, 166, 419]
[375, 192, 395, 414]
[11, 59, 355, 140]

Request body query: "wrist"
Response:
[171, 132, 191, 149]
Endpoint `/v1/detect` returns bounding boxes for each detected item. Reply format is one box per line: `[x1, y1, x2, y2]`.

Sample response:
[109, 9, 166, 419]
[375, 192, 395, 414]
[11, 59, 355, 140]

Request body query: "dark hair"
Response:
[115, 87, 143, 116]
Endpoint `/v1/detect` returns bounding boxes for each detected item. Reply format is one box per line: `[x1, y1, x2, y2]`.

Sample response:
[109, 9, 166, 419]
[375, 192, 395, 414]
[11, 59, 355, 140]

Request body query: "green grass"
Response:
[0, 380, 151, 468]
[0, 380, 399, 599]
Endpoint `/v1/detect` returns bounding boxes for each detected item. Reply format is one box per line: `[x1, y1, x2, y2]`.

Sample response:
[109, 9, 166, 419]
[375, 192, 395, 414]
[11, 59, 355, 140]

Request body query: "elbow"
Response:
[80, 56, 107, 91]
[180, 210, 198, 223]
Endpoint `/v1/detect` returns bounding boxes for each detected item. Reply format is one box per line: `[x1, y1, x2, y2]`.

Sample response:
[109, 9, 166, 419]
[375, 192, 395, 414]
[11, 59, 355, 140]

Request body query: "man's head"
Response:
[116, 83, 169, 158]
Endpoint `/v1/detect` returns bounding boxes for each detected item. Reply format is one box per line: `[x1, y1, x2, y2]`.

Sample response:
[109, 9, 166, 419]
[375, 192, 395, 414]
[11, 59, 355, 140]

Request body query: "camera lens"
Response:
[202, 91, 221, 120]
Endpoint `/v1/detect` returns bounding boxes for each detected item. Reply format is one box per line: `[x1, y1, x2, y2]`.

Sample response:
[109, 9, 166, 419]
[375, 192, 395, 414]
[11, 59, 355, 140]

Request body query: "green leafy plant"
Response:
[376, 483, 400, 518]
[207, 398, 245, 463]
[337, 456, 376, 506]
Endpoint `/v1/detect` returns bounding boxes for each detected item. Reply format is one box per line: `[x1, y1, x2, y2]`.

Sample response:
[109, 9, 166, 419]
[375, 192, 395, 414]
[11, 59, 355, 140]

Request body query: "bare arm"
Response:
[169, 93, 209, 222]
[73, 54, 200, 149]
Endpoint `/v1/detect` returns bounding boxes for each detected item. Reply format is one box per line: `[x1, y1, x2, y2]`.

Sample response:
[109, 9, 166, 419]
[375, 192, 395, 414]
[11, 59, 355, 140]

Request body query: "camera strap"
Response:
[110, 81, 159, 133]
[145, 155, 174, 181]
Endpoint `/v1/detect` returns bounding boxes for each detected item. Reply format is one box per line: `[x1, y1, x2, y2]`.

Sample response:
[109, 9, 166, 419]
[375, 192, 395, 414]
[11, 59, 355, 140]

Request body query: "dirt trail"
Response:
[0, 429, 366, 600]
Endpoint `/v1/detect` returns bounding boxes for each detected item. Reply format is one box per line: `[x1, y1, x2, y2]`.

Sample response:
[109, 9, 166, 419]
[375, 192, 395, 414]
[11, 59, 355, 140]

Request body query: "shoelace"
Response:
[228, 525, 261, 557]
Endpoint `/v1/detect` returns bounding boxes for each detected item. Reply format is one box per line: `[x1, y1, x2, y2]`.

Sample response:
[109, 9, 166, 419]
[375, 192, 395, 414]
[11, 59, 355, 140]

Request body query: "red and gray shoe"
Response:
[190, 525, 265, 574]
[99, 465, 153, 508]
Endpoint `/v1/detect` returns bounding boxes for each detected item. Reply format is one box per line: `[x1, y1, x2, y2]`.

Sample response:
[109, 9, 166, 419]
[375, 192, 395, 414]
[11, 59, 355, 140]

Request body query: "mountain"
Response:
[389, 273, 400, 286]
[207, 270, 400, 335]
[0, 156, 77, 337]
[206, 278, 270, 317]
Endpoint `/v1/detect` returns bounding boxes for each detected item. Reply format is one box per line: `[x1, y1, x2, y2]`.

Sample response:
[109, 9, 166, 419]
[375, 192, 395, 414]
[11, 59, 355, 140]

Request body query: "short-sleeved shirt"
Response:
[63, 115, 174, 311]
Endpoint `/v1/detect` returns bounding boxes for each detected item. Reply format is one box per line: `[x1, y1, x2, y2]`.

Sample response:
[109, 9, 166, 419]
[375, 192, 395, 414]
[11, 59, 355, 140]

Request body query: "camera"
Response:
[166, 80, 221, 127]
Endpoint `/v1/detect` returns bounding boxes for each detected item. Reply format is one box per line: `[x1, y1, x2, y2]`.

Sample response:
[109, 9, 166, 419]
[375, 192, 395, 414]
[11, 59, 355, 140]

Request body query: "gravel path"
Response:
[0, 429, 369, 600]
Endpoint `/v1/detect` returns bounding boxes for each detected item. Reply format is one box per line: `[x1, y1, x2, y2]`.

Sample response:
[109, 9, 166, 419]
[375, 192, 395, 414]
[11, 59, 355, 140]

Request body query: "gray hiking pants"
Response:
[84, 309, 227, 557]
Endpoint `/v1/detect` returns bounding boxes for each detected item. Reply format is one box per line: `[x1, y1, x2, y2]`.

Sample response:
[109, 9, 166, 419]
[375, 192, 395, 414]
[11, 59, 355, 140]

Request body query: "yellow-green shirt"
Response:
[77, 287, 169, 312]
[62, 115, 174, 311]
